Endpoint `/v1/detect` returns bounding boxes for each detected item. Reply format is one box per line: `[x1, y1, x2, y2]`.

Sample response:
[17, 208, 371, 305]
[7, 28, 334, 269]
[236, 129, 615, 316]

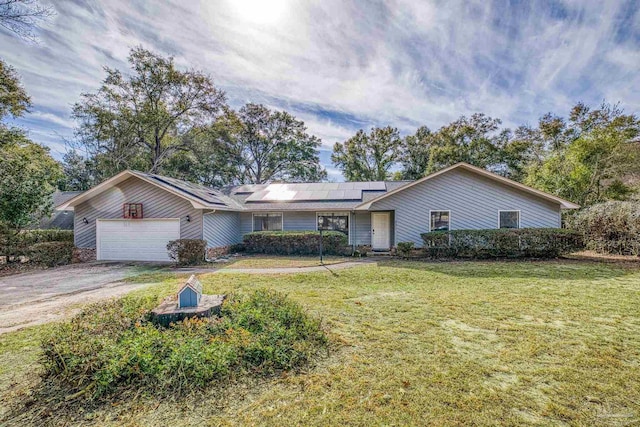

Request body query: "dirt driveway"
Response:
[0, 263, 162, 334]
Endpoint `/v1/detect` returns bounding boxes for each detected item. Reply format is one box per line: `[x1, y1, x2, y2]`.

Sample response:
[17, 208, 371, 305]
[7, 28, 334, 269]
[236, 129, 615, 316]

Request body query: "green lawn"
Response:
[218, 254, 348, 268]
[2, 260, 640, 426]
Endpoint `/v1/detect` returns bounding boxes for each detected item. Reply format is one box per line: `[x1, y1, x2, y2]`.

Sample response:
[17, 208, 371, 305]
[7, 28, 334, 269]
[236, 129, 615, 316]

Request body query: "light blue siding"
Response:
[353, 212, 371, 246]
[369, 168, 562, 246]
[74, 176, 202, 248]
[284, 211, 316, 230]
[203, 211, 241, 248]
[179, 287, 199, 308]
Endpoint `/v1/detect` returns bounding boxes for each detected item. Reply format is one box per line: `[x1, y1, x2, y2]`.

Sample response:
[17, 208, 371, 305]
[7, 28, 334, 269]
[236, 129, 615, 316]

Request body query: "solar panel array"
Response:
[145, 174, 229, 206]
[244, 182, 387, 202]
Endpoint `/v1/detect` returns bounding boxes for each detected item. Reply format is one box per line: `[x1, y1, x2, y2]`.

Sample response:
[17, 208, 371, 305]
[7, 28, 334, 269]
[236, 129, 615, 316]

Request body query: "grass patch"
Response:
[1, 260, 640, 426]
[220, 255, 348, 269]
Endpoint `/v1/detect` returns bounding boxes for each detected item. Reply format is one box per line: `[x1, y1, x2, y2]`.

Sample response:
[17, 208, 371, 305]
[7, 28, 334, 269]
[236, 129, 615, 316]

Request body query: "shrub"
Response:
[243, 231, 349, 256]
[421, 228, 584, 259]
[1, 228, 73, 256]
[396, 241, 415, 257]
[566, 201, 640, 255]
[166, 239, 206, 265]
[40, 289, 327, 398]
[28, 241, 74, 266]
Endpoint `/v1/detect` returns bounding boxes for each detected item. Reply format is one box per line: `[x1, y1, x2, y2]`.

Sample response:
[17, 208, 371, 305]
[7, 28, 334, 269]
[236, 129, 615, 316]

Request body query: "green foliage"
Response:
[0, 59, 31, 120]
[230, 103, 327, 184]
[332, 126, 401, 181]
[525, 102, 640, 206]
[40, 289, 328, 398]
[566, 201, 640, 255]
[0, 130, 62, 231]
[396, 241, 415, 257]
[28, 241, 74, 266]
[243, 231, 349, 256]
[166, 239, 206, 265]
[57, 150, 96, 191]
[72, 46, 227, 176]
[1, 228, 73, 257]
[421, 228, 583, 259]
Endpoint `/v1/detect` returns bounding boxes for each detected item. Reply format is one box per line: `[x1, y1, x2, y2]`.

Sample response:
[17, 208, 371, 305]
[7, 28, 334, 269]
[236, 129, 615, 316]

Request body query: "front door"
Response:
[371, 212, 390, 250]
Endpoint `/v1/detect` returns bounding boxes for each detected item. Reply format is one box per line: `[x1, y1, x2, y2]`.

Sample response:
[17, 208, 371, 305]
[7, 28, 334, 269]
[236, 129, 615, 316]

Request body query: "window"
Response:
[430, 211, 450, 231]
[253, 213, 283, 231]
[317, 212, 349, 236]
[499, 210, 520, 229]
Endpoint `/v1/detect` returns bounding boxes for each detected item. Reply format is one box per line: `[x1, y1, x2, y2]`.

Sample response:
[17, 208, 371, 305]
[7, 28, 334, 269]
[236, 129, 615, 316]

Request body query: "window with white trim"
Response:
[499, 211, 520, 229]
[430, 211, 450, 231]
[253, 213, 283, 231]
[317, 212, 349, 236]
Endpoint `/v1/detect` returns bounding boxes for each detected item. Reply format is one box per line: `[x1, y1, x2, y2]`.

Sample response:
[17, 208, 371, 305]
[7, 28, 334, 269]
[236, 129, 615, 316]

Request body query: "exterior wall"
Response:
[353, 211, 371, 246]
[369, 168, 562, 246]
[238, 210, 367, 245]
[203, 211, 241, 248]
[74, 176, 203, 248]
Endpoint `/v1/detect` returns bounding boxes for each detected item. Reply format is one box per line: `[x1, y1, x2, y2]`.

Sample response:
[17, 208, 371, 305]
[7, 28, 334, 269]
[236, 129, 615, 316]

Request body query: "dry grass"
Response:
[2, 260, 640, 426]
[218, 254, 348, 269]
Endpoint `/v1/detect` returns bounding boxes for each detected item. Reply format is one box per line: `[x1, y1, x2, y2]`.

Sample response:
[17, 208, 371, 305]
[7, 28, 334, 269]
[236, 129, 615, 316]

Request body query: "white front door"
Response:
[96, 219, 180, 262]
[371, 212, 390, 250]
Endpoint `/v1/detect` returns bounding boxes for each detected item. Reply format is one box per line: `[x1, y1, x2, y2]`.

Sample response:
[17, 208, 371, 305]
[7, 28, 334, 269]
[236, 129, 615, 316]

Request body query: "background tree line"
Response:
[332, 104, 640, 207]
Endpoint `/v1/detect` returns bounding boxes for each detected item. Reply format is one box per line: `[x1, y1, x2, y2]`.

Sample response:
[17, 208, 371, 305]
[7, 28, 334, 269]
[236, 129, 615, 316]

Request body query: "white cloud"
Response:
[1, 0, 639, 172]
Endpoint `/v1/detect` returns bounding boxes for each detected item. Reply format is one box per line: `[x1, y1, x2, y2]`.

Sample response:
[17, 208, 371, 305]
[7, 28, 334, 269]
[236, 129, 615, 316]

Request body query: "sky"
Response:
[2, 0, 640, 180]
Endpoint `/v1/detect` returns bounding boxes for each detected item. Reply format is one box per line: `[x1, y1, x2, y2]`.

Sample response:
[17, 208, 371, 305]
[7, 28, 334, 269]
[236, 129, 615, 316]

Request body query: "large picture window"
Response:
[253, 213, 283, 231]
[317, 212, 349, 236]
[430, 211, 450, 231]
[499, 211, 520, 229]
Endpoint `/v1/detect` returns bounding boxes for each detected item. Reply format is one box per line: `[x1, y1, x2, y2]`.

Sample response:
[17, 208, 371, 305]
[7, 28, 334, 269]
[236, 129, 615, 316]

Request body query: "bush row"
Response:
[41, 289, 328, 398]
[243, 231, 350, 256]
[420, 228, 584, 259]
[0, 228, 74, 256]
[566, 201, 640, 255]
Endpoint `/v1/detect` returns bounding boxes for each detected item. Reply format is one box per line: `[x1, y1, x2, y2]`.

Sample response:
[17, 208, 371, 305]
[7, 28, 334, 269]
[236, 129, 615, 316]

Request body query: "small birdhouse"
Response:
[177, 275, 203, 308]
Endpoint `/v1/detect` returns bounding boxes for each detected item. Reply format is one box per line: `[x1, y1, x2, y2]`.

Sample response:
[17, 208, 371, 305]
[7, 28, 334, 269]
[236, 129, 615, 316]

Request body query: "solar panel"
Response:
[146, 174, 228, 206]
[241, 181, 389, 202]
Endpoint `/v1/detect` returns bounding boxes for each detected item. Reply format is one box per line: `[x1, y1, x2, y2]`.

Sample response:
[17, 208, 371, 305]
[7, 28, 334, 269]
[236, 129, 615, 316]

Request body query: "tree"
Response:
[0, 128, 62, 230]
[57, 150, 96, 191]
[0, 0, 54, 40]
[399, 125, 434, 180]
[525, 102, 640, 206]
[230, 103, 326, 184]
[0, 59, 31, 120]
[72, 47, 227, 176]
[332, 126, 401, 181]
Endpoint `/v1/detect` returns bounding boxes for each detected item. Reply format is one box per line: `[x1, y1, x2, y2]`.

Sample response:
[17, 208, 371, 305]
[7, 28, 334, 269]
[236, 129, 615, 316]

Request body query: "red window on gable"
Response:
[123, 203, 143, 219]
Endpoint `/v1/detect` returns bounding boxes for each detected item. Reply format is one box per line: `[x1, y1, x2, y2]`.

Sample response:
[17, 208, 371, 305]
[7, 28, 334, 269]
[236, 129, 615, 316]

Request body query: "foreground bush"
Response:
[243, 231, 349, 256]
[28, 241, 74, 266]
[421, 228, 583, 259]
[566, 201, 640, 255]
[40, 289, 328, 398]
[166, 239, 206, 265]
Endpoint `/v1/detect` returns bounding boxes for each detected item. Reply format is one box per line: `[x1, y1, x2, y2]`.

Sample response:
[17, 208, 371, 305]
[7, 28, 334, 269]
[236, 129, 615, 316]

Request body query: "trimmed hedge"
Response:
[29, 241, 74, 266]
[566, 201, 640, 255]
[421, 228, 584, 259]
[397, 241, 415, 257]
[1, 229, 74, 256]
[166, 239, 206, 265]
[243, 231, 349, 256]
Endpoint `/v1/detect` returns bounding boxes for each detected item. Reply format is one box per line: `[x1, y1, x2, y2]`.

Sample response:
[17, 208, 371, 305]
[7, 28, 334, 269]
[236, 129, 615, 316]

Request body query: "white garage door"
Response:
[97, 219, 181, 262]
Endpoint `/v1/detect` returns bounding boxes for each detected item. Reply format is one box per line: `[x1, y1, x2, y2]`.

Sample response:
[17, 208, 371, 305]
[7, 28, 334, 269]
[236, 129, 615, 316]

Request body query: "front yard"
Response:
[1, 259, 639, 425]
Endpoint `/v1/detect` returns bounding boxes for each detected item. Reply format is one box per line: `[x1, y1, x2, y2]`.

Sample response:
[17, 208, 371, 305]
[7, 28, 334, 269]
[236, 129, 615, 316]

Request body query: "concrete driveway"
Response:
[0, 263, 163, 333]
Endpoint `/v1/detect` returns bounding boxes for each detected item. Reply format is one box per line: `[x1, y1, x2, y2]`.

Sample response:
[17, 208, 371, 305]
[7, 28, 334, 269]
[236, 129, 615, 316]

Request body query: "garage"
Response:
[96, 219, 180, 262]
